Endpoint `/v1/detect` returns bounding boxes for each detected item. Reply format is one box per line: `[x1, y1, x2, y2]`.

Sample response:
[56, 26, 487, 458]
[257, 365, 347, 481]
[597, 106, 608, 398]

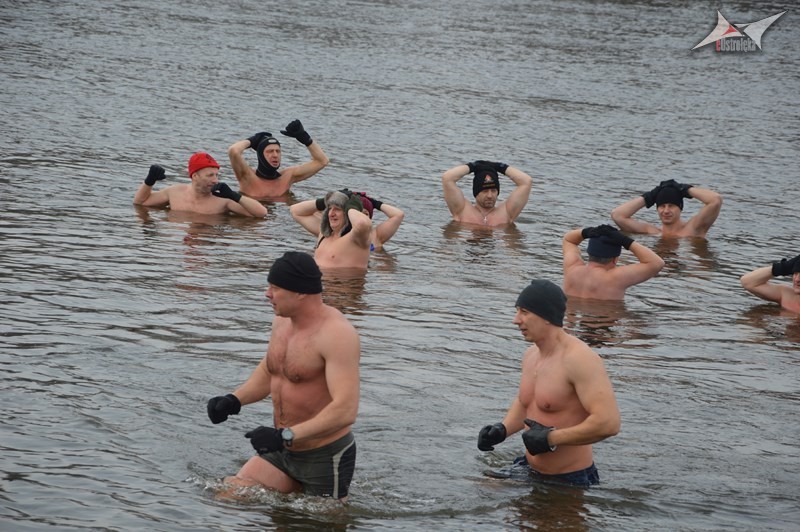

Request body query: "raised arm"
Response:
[441, 164, 470, 218]
[562, 228, 587, 272]
[502, 165, 533, 221]
[279, 120, 329, 183]
[740, 255, 798, 304]
[684, 185, 722, 236]
[133, 164, 171, 207]
[346, 205, 373, 250]
[290, 198, 324, 236]
[611, 195, 660, 234]
[227, 138, 254, 185]
[613, 240, 665, 287]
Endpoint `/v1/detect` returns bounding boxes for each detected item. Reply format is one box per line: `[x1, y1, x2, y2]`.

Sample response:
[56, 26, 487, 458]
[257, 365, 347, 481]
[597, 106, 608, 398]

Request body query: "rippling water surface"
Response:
[2, 1, 799, 530]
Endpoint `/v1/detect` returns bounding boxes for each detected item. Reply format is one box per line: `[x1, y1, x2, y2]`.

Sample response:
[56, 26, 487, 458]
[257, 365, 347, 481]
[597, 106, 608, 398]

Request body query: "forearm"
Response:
[563, 229, 584, 246]
[133, 183, 152, 204]
[291, 398, 358, 443]
[238, 196, 268, 217]
[307, 141, 330, 167]
[630, 241, 663, 266]
[442, 165, 469, 186]
[501, 398, 528, 436]
[688, 186, 721, 206]
[611, 196, 645, 221]
[740, 265, 773, 291]
[505, 166, 533, 188]
[549, 413, 620, 447]
[232, 361, 272, 406]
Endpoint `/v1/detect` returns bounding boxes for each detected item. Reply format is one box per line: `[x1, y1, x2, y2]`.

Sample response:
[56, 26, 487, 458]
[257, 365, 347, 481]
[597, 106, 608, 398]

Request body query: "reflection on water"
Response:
[565, 297, 654, 349]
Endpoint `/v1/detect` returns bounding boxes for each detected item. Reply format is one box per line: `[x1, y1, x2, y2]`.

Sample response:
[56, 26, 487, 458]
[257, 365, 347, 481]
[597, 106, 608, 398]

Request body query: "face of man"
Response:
[512, 307, 548, 342]
[263, 144, 282, 169]
[475, 188, 499, 210]
[191, 167, 219, 194]
[327, 205, 346, 232]
[793, 272, 800, 294]
[265, 283, 301, 317]
[657, 203, 681, 226]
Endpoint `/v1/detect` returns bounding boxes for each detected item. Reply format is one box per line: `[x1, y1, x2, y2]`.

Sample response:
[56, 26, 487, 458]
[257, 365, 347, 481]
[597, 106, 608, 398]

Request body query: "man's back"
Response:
[563, 264, 628, 301]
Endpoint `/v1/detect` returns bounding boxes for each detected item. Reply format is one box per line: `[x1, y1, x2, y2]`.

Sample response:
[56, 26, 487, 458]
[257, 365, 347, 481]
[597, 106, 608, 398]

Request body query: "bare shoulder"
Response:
[564, 336, 605, 371]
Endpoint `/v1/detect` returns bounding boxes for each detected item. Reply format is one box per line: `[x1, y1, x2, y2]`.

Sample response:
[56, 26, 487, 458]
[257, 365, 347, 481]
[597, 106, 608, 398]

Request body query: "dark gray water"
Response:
[2, 1, 798, 530]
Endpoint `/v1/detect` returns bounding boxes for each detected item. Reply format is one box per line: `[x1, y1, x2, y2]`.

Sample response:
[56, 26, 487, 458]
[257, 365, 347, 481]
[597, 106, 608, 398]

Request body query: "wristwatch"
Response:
[281, 427, 295, 448]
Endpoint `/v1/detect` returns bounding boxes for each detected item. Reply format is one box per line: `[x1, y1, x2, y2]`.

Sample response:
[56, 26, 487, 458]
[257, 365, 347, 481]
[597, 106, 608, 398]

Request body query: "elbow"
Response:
[654, 257, 666, 272]
[610, 208, 623, 224]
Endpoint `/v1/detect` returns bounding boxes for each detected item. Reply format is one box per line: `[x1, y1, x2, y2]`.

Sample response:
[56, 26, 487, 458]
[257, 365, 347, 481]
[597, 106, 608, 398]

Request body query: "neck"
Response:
[533, 327, 566, 356]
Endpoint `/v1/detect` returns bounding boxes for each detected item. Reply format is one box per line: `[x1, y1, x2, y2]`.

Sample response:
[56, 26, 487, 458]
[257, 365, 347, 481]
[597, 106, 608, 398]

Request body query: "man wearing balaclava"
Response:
[227, 119, 330, 199]
[290, 190, 372, 270]
[611, 178, 722, 238]
[442, 159, 533, 227]
[476, 280, 621, 488]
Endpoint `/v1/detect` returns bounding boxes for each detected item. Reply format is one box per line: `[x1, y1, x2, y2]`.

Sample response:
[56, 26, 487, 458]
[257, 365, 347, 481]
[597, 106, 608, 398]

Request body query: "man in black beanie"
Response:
[740, 252, 800, 313]
[611, 178, 722, 238]
[207, 251, 361, 501]
[441, 160, 533, 227]
[562, 224, 664, 300]
[476, 280, 621, 488]
[227, 119, 330, 199]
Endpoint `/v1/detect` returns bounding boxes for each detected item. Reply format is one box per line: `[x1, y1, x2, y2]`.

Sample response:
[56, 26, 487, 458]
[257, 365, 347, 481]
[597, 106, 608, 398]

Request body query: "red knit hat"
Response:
[187, 152, 220, 177]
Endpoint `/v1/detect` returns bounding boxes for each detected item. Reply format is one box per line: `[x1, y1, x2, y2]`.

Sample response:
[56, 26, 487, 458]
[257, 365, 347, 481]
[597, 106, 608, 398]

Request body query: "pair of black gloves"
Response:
[143, 165, 242, 202]
[248, 119, 313, 150]
[314, 189, 383, 214]
[466, 160, 508, 174]
[478, 420, 556, 455]
[207, 394, 288, 454]
[641, 178, 694, 208]
[772, 254, 800, 277]
[581, 224, 634, 250]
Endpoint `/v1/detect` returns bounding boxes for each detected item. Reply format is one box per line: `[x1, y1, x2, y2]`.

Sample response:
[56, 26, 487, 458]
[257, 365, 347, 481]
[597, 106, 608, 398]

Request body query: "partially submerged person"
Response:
[611, 179, 722, 238]
[290, 191, 372, 270]
[562, 224, 664, 300]
[207, 251, 361, 501]
[477, 280, 621, 488]
[442, 160, 533, 227]
[133, 152, 267, 217]
[740, 253, 800, 313]
[227, 119, 330, 199]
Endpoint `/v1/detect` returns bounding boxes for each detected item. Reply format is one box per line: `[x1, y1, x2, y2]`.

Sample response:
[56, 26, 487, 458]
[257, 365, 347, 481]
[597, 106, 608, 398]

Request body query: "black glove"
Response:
[642, 183, 663, 209]
[522, 419, 555, 455]
[144, 164, 166, 186]
[772, 254, 800, 277]
[211, 182, 242, 203]
[581, 226, 600, 239]
[358, 192, 383, 211]
[599, 224, 634, 250]
[247, 131, 272, 151]
[315, 197, 327, 211]
[493, 162, 509, 174]
[477, 422, 507, 451]
[244, 426, 285, 454]
[677, 182, 694, 198]
[280, 119, 312, 146]
[207, 394, 241, 424]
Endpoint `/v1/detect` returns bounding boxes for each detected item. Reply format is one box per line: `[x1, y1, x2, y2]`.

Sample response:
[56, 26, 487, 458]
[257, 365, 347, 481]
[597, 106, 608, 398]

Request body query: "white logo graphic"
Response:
[692, 10, 786, 52]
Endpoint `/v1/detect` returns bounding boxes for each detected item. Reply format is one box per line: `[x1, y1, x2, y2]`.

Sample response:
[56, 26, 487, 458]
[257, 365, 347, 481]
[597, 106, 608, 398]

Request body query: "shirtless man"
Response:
[133, 152, 267, 217]
[206, 251, 360, 500]
[740, 253, 800, 313]
[477, 280, 621, 488]
[611, 179, 722, 238]
[290, 191, 372, 270]
[227, 119, 330, 199]
[562, 224, 664, 300]
[442, 160, 533, 227]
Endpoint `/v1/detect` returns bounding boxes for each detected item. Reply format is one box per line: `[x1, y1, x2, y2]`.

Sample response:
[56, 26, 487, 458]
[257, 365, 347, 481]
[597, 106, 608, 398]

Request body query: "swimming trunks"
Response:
[486, 456, 599, 488]
[260, 432, 356, 499]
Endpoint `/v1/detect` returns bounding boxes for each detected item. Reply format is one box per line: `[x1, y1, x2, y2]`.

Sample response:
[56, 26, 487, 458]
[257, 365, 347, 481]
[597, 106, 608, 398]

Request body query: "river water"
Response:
[1, 1, 798, 530]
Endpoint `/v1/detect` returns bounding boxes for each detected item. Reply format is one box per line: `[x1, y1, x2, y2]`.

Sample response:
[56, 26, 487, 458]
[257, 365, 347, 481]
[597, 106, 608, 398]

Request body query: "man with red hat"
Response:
[133, 152, 267, 217]
[611, 179, 722, 238]
[228, 119, 330, 199]
[441, 160, 533, 227]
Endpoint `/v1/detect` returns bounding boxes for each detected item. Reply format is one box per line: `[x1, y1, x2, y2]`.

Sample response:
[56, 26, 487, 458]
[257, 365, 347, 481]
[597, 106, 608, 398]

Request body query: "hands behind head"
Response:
[581, 224, 633, 249]
[247, 131, 272, 150]
[467, 160, 507, 174]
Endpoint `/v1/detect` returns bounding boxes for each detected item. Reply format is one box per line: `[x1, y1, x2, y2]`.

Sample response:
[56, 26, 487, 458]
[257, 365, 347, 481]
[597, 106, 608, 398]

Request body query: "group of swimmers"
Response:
[135, 118, 799, 500]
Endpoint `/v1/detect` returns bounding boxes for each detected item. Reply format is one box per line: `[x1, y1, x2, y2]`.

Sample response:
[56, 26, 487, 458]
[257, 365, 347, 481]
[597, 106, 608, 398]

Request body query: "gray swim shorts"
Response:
[260, 432, 356, 499]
